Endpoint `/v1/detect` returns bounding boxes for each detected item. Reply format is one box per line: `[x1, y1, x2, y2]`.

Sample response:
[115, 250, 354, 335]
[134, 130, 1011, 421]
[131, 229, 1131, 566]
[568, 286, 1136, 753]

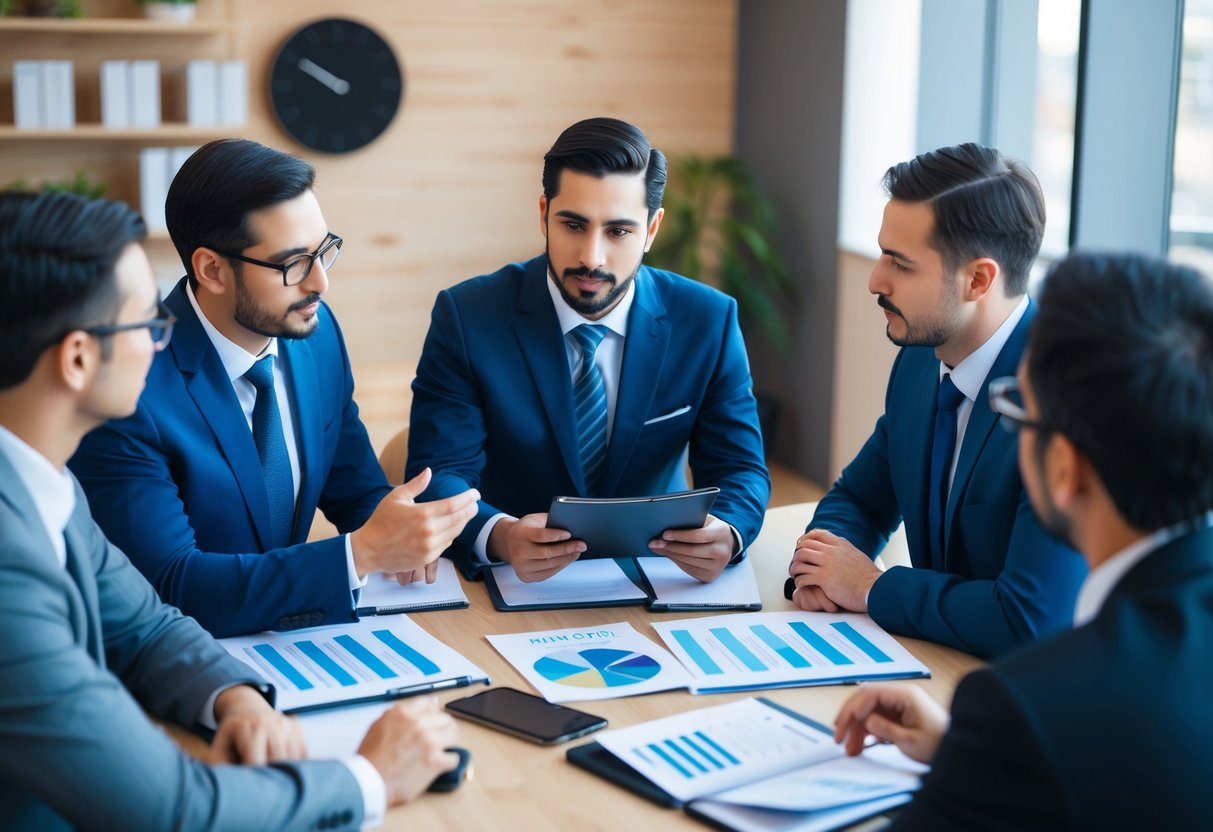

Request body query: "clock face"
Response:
[270, 18, 404, 154]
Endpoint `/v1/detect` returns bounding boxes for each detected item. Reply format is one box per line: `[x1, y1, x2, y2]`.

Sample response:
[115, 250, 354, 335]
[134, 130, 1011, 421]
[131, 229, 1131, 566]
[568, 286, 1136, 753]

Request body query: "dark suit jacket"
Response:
[0, 446, 364, 832]
[796, 302, 1086, 657]
[407, 255, 770, 577]
[69, 278, 392, 637]
[893, 525, 1213, 830]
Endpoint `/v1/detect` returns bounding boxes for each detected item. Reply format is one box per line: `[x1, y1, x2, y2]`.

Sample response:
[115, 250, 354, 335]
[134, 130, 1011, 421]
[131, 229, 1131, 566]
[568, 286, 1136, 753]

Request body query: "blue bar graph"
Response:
[710, 628, 767, 672]
[372, 629, 440, 675]
[672, 629, 722, 675]
[788, 622, 853, 666]
[832, 622, 893, 663]
[681, 735, 725, 769]
[695, 730, 740, 765]
[665, 739, 710, 774]
[648, 742, 692, 778]
[750, 625, 811, 668]
[334, 634, 398, 679]
[253, 644, 314, 690]
[294, 640, 356, 686]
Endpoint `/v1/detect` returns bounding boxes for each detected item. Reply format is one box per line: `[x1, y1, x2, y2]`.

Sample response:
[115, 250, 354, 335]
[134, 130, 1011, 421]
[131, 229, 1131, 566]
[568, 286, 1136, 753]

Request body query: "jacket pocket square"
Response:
[643, 405, 692, 426]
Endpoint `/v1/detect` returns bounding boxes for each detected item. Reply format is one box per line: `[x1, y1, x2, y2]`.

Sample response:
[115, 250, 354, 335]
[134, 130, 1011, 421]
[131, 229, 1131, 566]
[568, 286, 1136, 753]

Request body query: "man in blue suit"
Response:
[408, 118, 770, 582]
[0, 191, 461, 831]
[787, 144, 1085, 658]
[70, 140, 479, 637]
[834, 251, 1213, 829]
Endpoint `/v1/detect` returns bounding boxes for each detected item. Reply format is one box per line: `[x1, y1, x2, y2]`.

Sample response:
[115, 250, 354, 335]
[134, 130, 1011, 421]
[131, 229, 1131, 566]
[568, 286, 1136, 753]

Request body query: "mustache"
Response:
[288, 293, 322, 313]
[876, 295, 904, 319]
[563, 266, 615, 283]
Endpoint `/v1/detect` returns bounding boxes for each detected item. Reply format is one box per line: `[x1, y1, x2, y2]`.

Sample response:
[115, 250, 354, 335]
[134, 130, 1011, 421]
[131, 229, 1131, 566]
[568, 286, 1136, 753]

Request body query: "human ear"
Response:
[643, 206, 665, 253]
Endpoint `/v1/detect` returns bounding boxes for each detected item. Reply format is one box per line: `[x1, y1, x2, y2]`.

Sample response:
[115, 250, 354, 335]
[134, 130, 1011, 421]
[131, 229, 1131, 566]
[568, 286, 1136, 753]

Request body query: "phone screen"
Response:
[445, 687, 607, 745]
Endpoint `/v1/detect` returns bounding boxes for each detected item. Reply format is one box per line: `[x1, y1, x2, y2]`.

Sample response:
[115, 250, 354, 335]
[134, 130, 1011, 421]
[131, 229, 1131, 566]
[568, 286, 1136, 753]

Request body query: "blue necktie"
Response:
[243, 356, 295, 550]
[571, 324, 609, 494]
[928, 374, 966, 564]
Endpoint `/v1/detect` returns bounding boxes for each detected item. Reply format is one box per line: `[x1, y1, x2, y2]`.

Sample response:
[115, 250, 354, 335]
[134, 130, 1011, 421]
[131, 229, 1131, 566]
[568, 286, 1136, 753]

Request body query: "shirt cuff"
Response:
[473, 513, 511, 564]
[345, 534, 369, 593]
[342, 754, 387, 828]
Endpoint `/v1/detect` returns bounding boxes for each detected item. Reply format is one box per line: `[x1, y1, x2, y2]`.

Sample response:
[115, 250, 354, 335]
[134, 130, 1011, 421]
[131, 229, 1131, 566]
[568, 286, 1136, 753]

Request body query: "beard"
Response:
[545, 243, 640, 317]
[877, 283, 961, 348]
[233, 268, 320, 341]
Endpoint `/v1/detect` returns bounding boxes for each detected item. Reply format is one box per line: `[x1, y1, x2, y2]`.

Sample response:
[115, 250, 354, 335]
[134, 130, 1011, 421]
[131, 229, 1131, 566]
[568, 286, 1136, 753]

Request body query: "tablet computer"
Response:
[545, 487, 719, 559]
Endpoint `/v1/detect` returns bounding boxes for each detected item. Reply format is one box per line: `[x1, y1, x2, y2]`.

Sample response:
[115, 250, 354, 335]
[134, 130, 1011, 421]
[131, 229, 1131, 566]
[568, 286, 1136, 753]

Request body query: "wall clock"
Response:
[269, 18, 404, 154]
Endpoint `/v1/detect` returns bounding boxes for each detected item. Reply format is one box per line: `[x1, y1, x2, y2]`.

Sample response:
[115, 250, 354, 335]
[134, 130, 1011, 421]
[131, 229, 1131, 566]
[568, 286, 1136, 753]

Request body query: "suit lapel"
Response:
[600, 271, 669, 495]
[62, 505, 105, 662]
[900, 353, 940, 567]
[512, 260, 584, 491]
[165, 282, 274, 549]
[943, 300, 1036, 557]
[279, 337, 318, 543]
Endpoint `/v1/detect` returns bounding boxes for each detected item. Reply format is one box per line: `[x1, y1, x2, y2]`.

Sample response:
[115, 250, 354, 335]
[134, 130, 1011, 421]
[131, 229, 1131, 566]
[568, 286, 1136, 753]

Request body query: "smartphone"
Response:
[445, 687, 608, 745]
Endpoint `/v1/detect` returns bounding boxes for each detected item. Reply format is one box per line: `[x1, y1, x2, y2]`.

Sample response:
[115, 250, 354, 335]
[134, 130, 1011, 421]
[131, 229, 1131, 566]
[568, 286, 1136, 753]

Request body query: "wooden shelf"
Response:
[0, 18, 230, 35]
[0, 125, 242, 141]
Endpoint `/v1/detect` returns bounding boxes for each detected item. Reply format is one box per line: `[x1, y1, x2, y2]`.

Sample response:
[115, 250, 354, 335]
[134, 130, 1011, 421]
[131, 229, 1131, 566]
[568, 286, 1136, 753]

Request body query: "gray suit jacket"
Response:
[0, 447, 365, 831]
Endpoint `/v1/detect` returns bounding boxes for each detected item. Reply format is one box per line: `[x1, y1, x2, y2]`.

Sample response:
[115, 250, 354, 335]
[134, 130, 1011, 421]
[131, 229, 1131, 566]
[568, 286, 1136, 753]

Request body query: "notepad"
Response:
[483, 558, 650, 612]
[637, 556, 762, 611]
[357, 558, 469, 615]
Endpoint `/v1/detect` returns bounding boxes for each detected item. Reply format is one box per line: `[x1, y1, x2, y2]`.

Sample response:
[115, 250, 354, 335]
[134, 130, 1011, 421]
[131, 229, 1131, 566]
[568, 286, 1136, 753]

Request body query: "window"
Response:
[1033, 0, 1082, 260]
[1170, 0, 1213, 275]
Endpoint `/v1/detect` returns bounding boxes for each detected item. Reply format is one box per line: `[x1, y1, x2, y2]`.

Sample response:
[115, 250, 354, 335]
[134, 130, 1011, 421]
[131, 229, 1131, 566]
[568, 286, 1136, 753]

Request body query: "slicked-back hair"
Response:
[883, 143, 1045, 296]
[1029, 251, 1213, 531]
[0, 191, 146, 391]
[166, 138, 315, 289]
[542, 117, 667, 219]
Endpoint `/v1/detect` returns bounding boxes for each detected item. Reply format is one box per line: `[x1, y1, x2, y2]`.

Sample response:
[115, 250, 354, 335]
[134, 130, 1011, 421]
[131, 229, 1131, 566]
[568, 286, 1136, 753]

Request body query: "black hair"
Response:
[0, 191, 146, 391]
[883, 143, 1045, 295]
[542, 117, 667, 219]
[165, 138, 315, 289]
[1029, 251, 1213, 531]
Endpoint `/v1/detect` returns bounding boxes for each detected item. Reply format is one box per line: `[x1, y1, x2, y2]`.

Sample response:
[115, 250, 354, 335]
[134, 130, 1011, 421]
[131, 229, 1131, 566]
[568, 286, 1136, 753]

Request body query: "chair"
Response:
[378, 426, 409, 486]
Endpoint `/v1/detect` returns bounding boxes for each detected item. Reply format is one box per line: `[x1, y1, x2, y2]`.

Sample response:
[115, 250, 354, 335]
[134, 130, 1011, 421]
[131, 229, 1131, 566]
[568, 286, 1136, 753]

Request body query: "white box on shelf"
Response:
[185, 60, 217, 126]
[13, 61, 45, 129]
[140, 147, 171, 234]
[101, 61, 131, 129]
[44, 61, 75, 130]
[218, 60, 248, 126]
[171, 146, 198, 181]
[130, 60, 162, 128]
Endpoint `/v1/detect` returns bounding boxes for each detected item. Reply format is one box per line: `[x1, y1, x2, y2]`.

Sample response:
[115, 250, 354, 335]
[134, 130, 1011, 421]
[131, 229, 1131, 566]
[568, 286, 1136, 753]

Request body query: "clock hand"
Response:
[297, 57, 351, 96]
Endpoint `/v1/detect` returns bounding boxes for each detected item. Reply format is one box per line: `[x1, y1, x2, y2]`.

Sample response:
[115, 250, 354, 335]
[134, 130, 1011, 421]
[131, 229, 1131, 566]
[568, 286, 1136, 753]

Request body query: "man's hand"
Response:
[209, 684, 306, 765]
[488, 513, 585, 582]
[381, 560, 440, 587]
[358, 698, 461, 806]
[351, 468, 479, 578]
[648, 514, 735, 582]
[833, 683, 950, 764]
[788, 529, 882, 612]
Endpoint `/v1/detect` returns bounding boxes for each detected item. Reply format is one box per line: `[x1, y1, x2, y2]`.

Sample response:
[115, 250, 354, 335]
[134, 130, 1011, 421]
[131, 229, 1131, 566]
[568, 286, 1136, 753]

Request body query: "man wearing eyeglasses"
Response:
[0, 190, 463, 831]
[785, 144, 1086, 659]
[833, 251, 1213, 829]
[70, 139, 479, 638]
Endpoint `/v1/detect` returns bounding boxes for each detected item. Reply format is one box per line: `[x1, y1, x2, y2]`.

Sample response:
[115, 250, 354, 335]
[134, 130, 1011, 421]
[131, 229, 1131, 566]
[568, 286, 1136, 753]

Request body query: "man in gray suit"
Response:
[0, 191, 461, 831]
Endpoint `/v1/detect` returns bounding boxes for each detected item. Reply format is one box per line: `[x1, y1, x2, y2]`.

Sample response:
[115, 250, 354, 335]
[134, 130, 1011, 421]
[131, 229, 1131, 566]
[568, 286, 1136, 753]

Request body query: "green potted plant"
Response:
[138, 0, 196, 23]
[5, 168, 106, 199]
[21, 0, 82, 17]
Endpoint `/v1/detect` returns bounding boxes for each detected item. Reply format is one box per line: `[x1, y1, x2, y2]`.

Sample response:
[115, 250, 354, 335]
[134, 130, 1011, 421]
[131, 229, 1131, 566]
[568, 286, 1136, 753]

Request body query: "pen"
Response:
[387, 675, 475, 698]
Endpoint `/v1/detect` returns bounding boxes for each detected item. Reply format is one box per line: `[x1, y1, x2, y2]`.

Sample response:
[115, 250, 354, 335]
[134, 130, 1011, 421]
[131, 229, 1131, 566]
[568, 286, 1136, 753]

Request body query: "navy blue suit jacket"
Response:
[69, 279, 392, 637]
[407, 255, 770, 577]
[800, 301, 1085, 657]
[893, 525, 1213, 830]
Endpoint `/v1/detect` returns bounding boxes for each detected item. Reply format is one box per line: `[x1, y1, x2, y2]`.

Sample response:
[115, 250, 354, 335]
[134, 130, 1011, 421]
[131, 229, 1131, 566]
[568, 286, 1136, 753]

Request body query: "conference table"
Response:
[177, 503, 982, 829]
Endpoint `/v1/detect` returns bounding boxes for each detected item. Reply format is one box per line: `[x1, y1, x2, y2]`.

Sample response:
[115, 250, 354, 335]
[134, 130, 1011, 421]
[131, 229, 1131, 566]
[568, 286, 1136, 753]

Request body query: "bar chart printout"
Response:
[651, 611, 929, 693]
[593, 698, 841, 803]
[219, 616, 489, 712]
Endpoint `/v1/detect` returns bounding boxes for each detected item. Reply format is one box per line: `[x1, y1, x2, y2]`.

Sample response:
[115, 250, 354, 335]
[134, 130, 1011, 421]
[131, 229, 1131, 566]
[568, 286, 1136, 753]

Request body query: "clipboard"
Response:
[546, 487, 719, 559]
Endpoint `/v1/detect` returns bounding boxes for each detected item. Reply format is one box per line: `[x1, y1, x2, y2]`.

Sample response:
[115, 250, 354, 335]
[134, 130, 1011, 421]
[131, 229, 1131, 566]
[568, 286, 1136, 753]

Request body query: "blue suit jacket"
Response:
[891, 525, 1213, 830]
[69, 279, 392, 637]
[407, 255, 770, 576]
[799, 301, 1086, 658]
[0, 447, 364, 831]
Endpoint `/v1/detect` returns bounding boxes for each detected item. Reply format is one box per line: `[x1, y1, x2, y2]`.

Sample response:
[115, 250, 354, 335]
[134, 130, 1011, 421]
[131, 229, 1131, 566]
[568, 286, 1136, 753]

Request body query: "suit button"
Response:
[341, 809, 353, 823]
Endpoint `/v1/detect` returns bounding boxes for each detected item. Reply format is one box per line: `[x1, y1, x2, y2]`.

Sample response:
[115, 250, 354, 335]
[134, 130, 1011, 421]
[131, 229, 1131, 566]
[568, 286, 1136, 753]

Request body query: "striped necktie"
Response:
[571, 324, 609, 494]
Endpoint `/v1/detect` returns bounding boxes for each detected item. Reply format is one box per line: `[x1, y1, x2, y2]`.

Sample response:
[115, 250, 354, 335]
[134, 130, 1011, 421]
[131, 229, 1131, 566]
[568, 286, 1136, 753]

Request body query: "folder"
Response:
[13, 61, 44, 129]
[546, 486, 719, 559]
[101, 61, 130, 129]
[356, 557, 470, 615]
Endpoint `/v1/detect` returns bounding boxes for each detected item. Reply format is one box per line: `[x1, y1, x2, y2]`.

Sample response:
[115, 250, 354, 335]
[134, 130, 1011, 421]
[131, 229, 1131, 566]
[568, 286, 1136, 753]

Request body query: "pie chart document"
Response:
[486, 622, 693, 703]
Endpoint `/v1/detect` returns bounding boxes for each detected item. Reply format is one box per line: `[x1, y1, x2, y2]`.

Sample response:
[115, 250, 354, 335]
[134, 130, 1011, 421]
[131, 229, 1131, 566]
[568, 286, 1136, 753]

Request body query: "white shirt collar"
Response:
[940, 294, 1030, 400]
[1074, 511, 1213, 626]
[185, 282, 279, 382]
[543, 262, 636, 338]
[0, 423, 76, 568]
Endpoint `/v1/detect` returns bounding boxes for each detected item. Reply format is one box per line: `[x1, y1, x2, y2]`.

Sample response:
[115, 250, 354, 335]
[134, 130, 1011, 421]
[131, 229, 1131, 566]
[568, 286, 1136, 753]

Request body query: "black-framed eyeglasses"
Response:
[988, 376, 1052, 434]
[84, 299, 176, 351]
[213, 233, 342, 287]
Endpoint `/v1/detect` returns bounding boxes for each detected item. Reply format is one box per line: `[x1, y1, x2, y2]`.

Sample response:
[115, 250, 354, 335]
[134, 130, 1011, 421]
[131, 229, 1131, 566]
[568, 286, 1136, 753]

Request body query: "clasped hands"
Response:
[488, 512, 736, 583]
[788, 528, 882, 613]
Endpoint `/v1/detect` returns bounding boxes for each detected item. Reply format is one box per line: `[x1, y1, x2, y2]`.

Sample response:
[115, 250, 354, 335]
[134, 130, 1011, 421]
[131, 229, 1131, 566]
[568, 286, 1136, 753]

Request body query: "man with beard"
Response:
[785, 144, 1085, 658]
[407, 117, 769, 582]
[832, 252, 1213, 829]
[70, 139, 479, 637]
